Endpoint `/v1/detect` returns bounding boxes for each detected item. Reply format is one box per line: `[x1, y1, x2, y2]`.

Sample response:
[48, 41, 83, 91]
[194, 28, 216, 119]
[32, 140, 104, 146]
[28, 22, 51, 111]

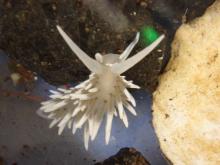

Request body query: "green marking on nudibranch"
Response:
[141, 26, 159, 46]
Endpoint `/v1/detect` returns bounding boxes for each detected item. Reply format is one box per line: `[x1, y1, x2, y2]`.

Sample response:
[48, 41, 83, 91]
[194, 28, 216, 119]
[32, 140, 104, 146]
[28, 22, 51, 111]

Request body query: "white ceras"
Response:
[39, 25, 164, 150]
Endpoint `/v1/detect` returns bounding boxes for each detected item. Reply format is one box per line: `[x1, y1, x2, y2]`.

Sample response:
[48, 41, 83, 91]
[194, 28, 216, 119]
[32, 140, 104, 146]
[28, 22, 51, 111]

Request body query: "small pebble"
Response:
[140, 2, 148, 8]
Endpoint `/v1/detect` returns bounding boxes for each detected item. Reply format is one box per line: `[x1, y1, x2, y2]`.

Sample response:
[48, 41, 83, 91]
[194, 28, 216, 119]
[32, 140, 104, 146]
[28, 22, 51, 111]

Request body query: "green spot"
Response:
[140, 26, 159, 46]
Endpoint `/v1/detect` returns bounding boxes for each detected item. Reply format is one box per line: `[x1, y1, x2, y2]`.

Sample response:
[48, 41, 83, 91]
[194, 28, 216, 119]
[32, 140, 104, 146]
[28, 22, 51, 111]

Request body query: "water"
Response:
[0, 53, 167, 164]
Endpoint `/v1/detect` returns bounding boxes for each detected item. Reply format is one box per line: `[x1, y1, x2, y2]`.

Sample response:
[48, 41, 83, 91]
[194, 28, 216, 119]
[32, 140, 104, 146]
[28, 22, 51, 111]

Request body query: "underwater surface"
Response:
[0, 0, 216, 164]
[0, 53, 166, 164]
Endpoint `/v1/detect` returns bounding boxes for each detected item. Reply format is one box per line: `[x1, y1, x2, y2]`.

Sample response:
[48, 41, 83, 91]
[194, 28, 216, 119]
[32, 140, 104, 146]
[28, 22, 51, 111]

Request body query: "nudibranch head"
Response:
[38, 25, 164, 150]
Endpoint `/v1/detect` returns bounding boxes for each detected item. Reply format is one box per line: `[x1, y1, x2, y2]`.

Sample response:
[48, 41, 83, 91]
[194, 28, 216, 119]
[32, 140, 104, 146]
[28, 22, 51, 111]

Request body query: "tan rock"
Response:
[153, 1, 220, 164]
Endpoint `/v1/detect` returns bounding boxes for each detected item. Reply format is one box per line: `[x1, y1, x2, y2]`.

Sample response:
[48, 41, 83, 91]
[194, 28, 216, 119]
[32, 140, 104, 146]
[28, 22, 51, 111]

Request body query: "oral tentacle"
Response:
[119, 32, 140, 61]
[112, 34, 165, 74]
[56, 25, 103, 74]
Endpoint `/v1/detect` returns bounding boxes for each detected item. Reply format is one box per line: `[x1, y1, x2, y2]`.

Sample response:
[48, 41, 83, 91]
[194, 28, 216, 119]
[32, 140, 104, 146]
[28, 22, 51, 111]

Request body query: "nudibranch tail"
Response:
[56, 25, 103, 74]
[39, 72, 140, 150]
[112, 34, 165, 74]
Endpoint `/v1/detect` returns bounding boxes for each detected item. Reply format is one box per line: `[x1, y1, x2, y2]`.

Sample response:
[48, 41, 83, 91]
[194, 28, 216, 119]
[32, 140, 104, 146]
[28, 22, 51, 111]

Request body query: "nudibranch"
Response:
[39, 25, 164, 150]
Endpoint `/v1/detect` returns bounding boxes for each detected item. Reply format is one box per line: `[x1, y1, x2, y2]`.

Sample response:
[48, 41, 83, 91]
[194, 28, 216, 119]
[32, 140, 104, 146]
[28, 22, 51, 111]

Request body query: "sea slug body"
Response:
[39, 25, 164, 149]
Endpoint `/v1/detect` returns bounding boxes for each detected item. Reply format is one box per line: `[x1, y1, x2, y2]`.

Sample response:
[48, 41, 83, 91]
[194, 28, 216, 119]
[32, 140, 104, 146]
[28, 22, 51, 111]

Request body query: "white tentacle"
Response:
[119, 32, 140, 61]
[112, 34, 165, 74]
[57, 25, 103, 74]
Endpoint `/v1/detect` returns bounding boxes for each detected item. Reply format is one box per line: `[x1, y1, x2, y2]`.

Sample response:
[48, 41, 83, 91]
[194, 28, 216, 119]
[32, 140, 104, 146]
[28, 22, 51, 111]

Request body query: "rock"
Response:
[0, 0, 214, 92]
[95, 148, 150, 165]
[153, 0, 220, 164]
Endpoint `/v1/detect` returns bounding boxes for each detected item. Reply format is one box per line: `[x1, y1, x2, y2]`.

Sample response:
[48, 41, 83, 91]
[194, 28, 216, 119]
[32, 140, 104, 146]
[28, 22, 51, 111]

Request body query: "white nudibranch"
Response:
[39, 25, 164, 150]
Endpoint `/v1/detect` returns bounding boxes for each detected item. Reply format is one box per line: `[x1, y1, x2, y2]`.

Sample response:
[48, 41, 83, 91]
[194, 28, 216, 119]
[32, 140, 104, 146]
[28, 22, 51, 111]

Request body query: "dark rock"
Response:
[95, 148, 150, 165]
[0, 0, 215, 92]
[0, 156, 4, 165]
